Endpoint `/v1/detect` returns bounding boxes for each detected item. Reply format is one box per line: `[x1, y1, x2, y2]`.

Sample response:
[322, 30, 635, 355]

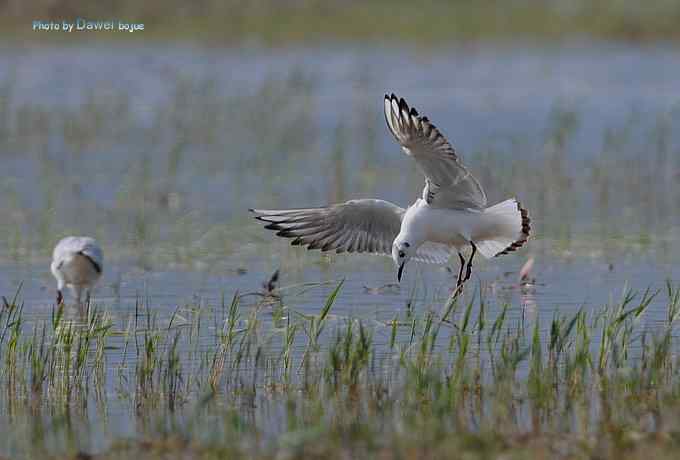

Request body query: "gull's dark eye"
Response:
[403, 242, 410, 247]
[398, 251, 405, 258]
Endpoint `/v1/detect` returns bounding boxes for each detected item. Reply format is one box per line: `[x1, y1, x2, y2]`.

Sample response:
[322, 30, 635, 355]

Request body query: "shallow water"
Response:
[1, 41, 678, 322]
[0, 42, 679, 453]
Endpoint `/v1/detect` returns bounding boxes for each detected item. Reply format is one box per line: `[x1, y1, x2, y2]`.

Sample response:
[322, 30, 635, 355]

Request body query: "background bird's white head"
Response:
[392, 237, 414, 282]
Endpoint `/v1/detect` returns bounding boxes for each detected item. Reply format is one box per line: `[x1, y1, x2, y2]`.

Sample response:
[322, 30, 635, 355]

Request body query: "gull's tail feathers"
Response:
[474, 199, 531, 259]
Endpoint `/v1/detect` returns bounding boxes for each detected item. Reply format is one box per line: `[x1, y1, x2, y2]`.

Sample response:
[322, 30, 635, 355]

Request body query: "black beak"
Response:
[397, 262, 405, 282]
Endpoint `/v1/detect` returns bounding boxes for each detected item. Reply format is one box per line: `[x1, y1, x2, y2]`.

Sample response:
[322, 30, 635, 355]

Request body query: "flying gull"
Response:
[251, 94, 531, 288]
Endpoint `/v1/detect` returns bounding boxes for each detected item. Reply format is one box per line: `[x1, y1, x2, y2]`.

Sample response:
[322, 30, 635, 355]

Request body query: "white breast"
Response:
[404, 200, 477, 249]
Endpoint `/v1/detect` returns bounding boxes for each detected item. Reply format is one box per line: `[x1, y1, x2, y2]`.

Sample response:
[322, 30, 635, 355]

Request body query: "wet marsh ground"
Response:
[0, 43, 679, 458]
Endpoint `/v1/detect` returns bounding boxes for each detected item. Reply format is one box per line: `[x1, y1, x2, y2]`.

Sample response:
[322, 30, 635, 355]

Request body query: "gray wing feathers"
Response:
[79, 245, 103, 273]
[252, 200, 453, 265]
[251, 199, 404, 256]
[384, 94, 487, 209]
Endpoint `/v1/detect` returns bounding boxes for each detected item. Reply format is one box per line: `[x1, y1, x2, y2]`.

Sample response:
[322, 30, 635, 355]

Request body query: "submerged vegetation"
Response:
[0, 39, 678, 459]
[1, 280, 680, 458]
[0, 62, 678, 268]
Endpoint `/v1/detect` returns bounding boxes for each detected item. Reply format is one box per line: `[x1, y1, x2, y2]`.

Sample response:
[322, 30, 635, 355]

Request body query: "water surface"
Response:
[0, 42, 679, 454]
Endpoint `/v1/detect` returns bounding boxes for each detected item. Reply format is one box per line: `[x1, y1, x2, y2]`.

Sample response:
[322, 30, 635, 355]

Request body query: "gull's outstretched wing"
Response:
[384, 94, 487, 210]
[251, 199, 452, 264]
[251, 199, 403, 256]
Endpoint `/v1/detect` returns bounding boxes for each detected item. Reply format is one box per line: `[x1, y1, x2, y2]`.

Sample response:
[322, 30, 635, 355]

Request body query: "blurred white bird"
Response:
[50, 236, 103, 307]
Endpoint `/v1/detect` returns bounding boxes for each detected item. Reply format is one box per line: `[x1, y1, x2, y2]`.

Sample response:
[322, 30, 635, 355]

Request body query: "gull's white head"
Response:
[392, 238, 414, 282]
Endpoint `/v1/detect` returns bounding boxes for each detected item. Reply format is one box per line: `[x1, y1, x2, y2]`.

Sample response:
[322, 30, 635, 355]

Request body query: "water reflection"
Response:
[0, 43, 679, 453]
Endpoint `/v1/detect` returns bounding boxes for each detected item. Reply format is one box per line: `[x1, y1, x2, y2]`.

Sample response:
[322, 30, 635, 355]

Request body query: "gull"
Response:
[51, 236, 103, 306]
[251, 94, 531, 287]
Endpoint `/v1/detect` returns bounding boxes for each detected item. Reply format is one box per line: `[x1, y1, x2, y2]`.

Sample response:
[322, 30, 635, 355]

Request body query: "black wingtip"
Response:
[250, 208, 268, 221]
[385, 93, 419, 118]
[387, 93, 401, 106]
